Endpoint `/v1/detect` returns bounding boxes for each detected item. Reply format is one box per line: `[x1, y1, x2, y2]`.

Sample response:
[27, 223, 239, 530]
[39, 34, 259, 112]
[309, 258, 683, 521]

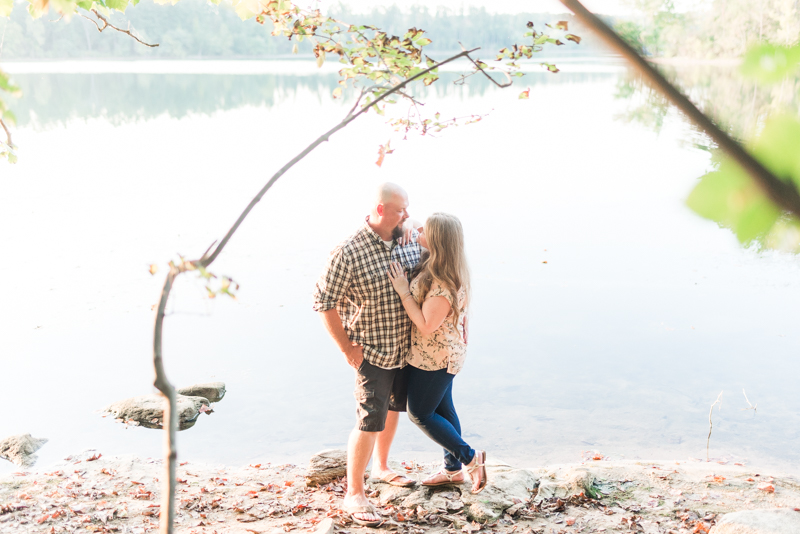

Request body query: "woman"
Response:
[387, 212, 487, 494]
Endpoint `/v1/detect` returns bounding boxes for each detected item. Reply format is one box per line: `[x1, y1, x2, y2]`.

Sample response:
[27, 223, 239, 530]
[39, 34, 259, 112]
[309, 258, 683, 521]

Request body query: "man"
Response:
[313, 183, 421, 526]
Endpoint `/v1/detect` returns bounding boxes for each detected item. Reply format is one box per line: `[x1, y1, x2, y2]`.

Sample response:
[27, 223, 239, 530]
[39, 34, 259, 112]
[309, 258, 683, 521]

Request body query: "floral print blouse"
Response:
[406, 278, 467, 375]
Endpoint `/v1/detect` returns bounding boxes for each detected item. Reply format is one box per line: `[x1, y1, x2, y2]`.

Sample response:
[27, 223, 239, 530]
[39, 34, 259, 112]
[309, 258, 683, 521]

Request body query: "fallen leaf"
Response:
[376, 140, 393, 168]
[565, 517, 576, 526]
[757, 483, 775, 493]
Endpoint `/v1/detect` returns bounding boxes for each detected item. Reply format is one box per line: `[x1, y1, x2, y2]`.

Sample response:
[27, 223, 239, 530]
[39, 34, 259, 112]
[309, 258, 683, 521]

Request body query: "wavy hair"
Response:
[411, 213, 470, 326]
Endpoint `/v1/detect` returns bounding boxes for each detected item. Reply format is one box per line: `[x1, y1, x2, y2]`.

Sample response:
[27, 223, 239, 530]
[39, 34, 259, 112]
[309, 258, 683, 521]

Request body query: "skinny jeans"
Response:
[406, 365, 475, 471]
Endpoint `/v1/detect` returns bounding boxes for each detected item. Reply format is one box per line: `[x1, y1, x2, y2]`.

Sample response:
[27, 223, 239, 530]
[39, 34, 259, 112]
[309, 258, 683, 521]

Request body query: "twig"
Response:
[707, 391, 723, 462]
[741, 389, 757, 415]
[81, 9, 159, 48]
[0, 117, 12, 148]
[559, 0, 800, 220]
[459, 42, 513, 88]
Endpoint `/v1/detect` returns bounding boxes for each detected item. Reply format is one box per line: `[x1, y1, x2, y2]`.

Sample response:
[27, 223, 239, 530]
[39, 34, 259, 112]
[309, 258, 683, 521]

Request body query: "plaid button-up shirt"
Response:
[313, 218, 422, 369]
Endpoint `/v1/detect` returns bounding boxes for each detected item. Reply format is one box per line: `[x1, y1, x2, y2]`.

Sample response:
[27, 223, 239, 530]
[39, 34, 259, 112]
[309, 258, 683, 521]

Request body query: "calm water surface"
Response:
[2, 59, 798, 476]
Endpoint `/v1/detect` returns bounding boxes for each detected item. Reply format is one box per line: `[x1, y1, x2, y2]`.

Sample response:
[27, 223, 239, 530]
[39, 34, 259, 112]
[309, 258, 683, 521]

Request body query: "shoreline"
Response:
[2, 450, 798, 533]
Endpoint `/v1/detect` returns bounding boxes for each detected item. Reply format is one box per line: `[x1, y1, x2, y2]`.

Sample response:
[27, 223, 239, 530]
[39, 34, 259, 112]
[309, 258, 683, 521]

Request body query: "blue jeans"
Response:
[406, 365, 475, 471]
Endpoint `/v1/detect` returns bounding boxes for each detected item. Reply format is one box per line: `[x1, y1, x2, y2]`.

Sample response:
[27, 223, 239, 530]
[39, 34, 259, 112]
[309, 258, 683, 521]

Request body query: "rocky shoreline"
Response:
[2, 449, 799, 534]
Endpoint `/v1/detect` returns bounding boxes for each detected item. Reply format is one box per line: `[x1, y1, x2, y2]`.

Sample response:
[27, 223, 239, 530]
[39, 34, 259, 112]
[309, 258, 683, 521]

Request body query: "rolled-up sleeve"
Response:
[313, 247, 351, 312]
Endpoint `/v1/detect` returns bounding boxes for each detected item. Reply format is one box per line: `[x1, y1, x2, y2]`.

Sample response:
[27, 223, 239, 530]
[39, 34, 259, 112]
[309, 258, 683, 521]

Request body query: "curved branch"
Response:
[200, 47, 478, 268]
[81, 9, 159, 48]
[152, 264, 179, 534]
[559, 0, 800, 219]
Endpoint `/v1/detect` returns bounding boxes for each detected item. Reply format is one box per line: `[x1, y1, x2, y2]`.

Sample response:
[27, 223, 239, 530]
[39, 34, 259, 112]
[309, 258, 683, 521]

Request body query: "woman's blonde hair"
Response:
[412, 213, 470, 326]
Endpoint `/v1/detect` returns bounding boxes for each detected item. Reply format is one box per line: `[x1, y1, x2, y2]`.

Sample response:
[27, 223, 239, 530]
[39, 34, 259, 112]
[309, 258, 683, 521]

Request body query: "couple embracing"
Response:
[313, 182, 486, 527]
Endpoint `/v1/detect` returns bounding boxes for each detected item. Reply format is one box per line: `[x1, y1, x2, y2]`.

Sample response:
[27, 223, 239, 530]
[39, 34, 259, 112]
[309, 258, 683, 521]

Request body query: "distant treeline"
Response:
[616, 0, 800, 58]
[0, 1, 611, 59]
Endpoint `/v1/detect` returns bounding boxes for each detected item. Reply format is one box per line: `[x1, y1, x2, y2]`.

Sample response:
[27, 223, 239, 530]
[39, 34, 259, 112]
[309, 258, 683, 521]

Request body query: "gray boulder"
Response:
[176, 382, 226, 403]
[373, 465, 536, 523]
[0, 434, 48, 468]
[104, 394, 210, 431]
[305, 449, 347, 486]
[710, 509, 800, 534]
[461, 466, 538, 522]
[535, 467, 595, 502]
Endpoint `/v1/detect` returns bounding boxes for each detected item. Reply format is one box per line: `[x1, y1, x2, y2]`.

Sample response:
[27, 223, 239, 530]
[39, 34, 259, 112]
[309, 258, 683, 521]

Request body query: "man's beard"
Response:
[391, 224, 404, 240]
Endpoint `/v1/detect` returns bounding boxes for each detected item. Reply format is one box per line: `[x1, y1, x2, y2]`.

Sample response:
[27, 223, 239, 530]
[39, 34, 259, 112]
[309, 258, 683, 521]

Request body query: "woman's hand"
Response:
[387, 261, 410, 296]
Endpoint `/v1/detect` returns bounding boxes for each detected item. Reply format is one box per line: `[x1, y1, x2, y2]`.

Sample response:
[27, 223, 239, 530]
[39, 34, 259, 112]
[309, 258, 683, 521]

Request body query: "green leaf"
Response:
[104, 0, 129, 12]
[749, 114, 800, 188]
[741, 44, 800, 84]
[0, 71, 22, 97]
[3, 110, 16, 127]
[0, 0, 13, 17]
[540, 62, 559, 73]
[686, 158, 780, 244]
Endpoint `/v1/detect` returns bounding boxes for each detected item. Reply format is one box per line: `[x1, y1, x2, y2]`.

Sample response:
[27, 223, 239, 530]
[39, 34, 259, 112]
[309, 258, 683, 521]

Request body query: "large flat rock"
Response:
[371, 463, 538, 523]
[0, 434, 48, 467]
[305, 449, 347, 487]
[710, 509, 800, 534]
[461, 465, 538, 522]
[104, 394, 210, 431]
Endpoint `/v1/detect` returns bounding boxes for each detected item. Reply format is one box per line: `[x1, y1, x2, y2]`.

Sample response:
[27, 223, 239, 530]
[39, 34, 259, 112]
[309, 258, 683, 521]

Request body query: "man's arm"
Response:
[320, 309, 364, 369]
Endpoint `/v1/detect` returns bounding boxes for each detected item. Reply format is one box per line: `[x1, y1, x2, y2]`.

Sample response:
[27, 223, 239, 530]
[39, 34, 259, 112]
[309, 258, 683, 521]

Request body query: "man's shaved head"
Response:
[375, 182, 407, 205]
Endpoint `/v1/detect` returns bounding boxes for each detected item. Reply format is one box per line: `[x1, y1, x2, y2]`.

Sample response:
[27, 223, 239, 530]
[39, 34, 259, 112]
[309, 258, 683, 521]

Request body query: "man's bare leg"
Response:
[371, 410, 398, 477]
[343, 427, 380, 522]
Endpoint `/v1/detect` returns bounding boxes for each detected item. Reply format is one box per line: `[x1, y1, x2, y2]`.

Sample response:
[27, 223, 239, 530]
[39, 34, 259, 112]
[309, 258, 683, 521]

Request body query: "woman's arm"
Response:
[387, 262, 451, 335]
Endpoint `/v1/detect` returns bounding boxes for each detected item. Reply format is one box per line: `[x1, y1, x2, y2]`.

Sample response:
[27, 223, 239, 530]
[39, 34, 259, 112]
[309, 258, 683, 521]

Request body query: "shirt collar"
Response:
[363, 216, 394, 245]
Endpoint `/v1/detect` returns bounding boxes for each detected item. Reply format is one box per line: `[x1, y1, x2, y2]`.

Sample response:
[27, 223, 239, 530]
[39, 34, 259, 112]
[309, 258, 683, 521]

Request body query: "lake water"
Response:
[2, 58, 799, 477]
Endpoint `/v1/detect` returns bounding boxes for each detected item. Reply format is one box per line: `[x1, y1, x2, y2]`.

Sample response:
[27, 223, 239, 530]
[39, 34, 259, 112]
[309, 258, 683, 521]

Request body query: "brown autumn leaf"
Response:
[565, 34, 581, 44]
[376, 140, 393, 167]
[565, 517, 576, 526]
[86, 453, 102, 461]
[757, 483, 775, 493]
[148, 264, 158, 275]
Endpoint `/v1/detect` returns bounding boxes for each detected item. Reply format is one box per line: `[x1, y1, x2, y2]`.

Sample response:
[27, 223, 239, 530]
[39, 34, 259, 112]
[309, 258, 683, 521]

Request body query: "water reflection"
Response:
[614, 64, 800, 146]
[12, 70, 616, 128]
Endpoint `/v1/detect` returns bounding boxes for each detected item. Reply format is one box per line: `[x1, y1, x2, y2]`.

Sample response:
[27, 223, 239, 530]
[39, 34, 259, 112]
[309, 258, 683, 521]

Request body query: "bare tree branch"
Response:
[81, 9, 159, 48]
[0, 117, 12, 148]
[152, 46, 479, 534]
[559, 0, 800, 219]
[459, 42, 513, 88]
[152, 264, 179, 534]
